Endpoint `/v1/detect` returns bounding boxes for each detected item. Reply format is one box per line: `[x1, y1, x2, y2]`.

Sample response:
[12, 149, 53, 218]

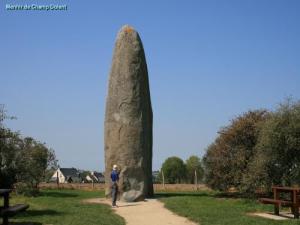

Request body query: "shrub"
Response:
[203, 110, 269, 191]
[244, 100, 300, 192]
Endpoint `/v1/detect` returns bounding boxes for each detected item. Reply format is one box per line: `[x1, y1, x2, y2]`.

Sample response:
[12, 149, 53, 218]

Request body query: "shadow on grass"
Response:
[8, 222, 42, 225]
[214, 192, 269, 200]
[155, 191, 265, 201]
[17, 209, 63, 218]
[155, 192, 213, 199]
[215, 192, 251, 199]
[38, 191, 78, 198]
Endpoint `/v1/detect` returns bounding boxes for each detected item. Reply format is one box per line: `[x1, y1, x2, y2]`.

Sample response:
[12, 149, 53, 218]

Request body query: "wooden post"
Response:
[294, 206, 299, 219]
[273, 188, 279, 215]
[56, 171, 59, 189]
[292, 190, 299, 219]
[4, 193, 9, 208]
[92, 180, 94, 190]
[3, 192, 9, 225]
[274, 203, 280, 216]
[162, 170, 165, 190]
[194, 169, 198, 190]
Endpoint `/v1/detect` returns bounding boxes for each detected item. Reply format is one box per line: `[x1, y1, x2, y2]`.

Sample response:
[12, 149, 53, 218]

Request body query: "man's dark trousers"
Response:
[111, 182, 118, 206]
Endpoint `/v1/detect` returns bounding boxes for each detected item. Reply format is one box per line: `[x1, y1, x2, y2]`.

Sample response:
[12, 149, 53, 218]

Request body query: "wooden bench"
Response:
[1, 204, 29, 225]
[0, 189, 29, 225]
[259, 198, 293, 206]
[259, 198, 294, 215]
[0, 204, 29, 225]
[258, 186, 300, 219]
[259, 186, 300, 219]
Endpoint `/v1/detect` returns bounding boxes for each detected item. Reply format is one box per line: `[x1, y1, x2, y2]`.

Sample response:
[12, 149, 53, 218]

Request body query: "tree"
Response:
[203, 110, 269, 191]
[0, 105, 58, 194]
[0, 105, 21, 188]
[17, 137, 58, 190]
[44, 148, 58, 182]
[186, 155, 203, 184]
[244, 100, 300, 193]
[160, 156, 186, 184]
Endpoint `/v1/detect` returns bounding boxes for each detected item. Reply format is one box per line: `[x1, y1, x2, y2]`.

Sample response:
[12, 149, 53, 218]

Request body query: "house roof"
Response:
[92, 172, 104, 179]
[60, 168, 79, 177]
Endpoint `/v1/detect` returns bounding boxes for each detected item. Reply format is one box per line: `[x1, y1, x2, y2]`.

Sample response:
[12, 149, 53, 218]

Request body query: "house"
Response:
[85, 171, 105, 183]
[51, 168, 82, 183]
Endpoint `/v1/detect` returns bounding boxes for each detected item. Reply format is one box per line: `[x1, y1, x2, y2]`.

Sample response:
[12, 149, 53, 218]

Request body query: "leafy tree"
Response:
[160, 156, 186, 184]
[17, 137, 58, 190]
[0, 105, 58, 194]
[44, 150, 59, 182]
[0, 105, 21, 188]
[186, 155, 204, 184]
[203, 110, 269, 191]
[244, 100, 300, 193]
[0, 131, 23, 188]
[0, 104, 16, 126]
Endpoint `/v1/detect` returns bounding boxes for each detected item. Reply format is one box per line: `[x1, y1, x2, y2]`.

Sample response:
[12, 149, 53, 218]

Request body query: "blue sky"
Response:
[1, 0, 299, 171]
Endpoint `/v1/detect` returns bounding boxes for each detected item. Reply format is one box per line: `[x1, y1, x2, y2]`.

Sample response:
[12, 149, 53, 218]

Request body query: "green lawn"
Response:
[157, 192, 300, 225]
[9, 189, 125, 225]
[9, 189, 300, 225]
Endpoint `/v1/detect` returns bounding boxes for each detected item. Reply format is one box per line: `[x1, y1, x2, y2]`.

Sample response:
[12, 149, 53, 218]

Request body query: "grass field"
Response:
[9, 189, 125, 225]
[8, 189, 300, 225]
[158, 192, 300, 225]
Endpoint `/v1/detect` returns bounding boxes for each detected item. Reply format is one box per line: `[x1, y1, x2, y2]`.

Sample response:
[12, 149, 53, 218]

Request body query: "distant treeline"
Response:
[157, 155, 204, 185]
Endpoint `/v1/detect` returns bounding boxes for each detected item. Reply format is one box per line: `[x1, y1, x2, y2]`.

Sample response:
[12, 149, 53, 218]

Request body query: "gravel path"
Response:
[83, 198, 198, 225]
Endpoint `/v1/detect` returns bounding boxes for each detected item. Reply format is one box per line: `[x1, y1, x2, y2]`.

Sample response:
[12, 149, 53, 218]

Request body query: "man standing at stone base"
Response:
[111, 165, 119, 207]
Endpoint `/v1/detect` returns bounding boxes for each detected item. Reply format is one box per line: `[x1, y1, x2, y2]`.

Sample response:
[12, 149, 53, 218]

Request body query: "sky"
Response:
[1, 0, 299, 171]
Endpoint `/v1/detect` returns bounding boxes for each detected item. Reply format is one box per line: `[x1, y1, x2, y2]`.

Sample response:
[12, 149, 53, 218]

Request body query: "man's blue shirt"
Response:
[111, 170, 119, 182]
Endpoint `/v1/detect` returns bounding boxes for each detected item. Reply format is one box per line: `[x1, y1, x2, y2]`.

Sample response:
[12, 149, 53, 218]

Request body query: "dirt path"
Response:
[83, 198, 198, 225]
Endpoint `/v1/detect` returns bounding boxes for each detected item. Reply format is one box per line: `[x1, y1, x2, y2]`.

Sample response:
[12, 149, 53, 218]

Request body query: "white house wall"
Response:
[51, 169, 66, 183]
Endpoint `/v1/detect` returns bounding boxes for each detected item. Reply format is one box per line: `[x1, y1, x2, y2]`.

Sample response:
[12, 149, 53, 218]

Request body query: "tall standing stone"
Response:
[104, 25, 153, 202]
